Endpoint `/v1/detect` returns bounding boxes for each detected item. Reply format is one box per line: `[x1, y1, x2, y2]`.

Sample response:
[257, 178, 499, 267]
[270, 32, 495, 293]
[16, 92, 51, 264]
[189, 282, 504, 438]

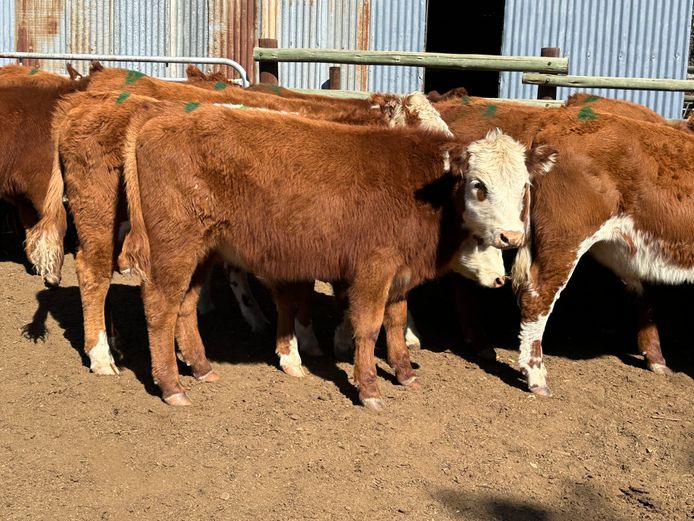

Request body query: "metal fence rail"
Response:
[0, 51, 250, 87]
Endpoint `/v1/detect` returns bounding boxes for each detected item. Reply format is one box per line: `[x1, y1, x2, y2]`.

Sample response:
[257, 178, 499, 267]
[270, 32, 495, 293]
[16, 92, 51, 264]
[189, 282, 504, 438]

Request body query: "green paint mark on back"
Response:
[115, 92, 131, 104]
[28, 68, 39, 75]
[584, 95, 600, 103]
[461, 95, 471, 105]
[269, 84, 282, 95]
[184, 101, 201, 113]
[213, 81, 227, 90]
[483, 104, 497, 117]
[124, 70, 145, 86]
[577, 106, 598, 120]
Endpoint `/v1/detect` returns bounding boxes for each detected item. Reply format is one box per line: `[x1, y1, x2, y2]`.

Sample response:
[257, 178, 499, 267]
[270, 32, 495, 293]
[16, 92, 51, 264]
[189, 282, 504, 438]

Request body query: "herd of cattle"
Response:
[1, 61, 692, 409]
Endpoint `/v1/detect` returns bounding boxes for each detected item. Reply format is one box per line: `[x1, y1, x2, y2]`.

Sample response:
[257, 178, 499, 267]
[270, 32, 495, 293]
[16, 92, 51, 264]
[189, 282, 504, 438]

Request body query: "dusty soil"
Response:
[0, 233, 692, 520]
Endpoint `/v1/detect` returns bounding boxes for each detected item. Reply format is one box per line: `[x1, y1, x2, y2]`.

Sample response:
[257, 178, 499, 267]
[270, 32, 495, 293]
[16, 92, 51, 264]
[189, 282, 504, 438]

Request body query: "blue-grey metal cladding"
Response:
[367, 0, 426, 93]
[266, 0, 425, 93]
[0, 0, 14, 66]
[1, 1, 255, 81]
[500, 0, 693, 118]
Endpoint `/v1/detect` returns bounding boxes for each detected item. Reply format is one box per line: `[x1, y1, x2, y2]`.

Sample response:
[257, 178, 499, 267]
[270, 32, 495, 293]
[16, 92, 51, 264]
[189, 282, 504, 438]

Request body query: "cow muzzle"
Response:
[494, 230, 525, 249]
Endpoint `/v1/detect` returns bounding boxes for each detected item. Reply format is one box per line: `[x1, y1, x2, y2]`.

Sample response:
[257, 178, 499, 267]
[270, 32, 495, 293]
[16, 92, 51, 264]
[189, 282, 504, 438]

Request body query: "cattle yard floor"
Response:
[0, 251, 692, 521]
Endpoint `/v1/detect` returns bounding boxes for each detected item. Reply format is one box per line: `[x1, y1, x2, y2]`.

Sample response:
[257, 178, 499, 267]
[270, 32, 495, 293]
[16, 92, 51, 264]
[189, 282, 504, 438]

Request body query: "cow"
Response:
[44, 78, 452, 376]
[434, 97, 690, 389]
[0, 73, 89, 287]
[0, 64, 76, 87]
[508, 108, 694, 395]
[117, 103, 555, 407]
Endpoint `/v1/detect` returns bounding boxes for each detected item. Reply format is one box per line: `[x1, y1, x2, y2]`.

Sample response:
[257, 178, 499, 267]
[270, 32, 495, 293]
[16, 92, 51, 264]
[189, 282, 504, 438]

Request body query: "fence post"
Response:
[537, 47, 561, 100]
[258, 38, 279, 85]
[329, 66, 341, 89]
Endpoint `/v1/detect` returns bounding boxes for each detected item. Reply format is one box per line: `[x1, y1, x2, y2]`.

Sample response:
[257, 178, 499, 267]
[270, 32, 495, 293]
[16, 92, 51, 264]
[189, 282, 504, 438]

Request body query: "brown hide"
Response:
[0, 63, 80, 87]
[121, 107, 466, 402]
[87, 67, 387, 125]
[0, 79, 88, 285]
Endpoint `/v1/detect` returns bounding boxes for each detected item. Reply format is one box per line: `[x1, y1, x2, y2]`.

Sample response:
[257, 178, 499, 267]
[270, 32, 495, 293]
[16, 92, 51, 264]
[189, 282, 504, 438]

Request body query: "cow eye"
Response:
[471, 180, 487, 201]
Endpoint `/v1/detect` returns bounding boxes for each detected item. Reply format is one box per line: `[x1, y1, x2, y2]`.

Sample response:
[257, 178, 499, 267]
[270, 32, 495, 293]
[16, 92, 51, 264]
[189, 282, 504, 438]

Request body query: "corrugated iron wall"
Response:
[500, 0, 693, 118]
[0, 0, 256, 81]
[259, 0, 425, 93]
[0, 0, 15, 66]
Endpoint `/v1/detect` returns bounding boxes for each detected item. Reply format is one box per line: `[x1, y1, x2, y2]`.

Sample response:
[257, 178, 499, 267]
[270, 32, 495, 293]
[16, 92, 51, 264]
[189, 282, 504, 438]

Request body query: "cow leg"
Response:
[75, 241, 118, 375]
[383, 298, 420, 388]
[349, 261, 397, 410]
[225, 265, 270, 332]
[175, 262, 219, 382]
[294, 282, 323, 356]
[516, 244, 595, 396]
[271, 283, 306, 378]
[635, 284, 672, 375]
[142, 270, 196, 406]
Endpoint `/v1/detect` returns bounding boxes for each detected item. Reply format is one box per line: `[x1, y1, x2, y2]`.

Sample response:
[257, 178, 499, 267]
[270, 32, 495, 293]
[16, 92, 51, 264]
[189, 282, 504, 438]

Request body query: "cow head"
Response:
[445, 129, 556, 249]
[452, 238, 506, 288]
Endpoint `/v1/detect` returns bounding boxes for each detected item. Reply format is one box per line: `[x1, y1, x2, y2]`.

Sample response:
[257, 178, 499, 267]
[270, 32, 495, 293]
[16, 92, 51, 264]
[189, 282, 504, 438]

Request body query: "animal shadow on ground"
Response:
[433, 481, 631, 521]
[408, 254, 694, 385]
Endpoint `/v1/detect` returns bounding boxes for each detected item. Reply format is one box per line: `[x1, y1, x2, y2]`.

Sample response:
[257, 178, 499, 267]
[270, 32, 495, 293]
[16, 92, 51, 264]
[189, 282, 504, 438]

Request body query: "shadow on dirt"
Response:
[21, 252, 694, 402]
[433, 481, 631, 521]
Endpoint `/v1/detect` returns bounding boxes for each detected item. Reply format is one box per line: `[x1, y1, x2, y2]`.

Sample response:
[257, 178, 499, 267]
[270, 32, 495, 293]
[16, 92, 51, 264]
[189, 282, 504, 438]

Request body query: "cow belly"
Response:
[589, 216, 694, 287]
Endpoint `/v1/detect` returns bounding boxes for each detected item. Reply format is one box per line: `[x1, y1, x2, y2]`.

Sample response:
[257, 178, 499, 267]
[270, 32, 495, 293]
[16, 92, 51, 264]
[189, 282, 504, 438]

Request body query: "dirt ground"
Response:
[0, 232, 692, 520]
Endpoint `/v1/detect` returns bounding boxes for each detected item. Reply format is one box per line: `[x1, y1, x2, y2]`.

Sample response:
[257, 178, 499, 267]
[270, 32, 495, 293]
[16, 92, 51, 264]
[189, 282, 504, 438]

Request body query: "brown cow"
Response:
[118, 105, 555, 407]
[0, 73, 89, 286]
[0, 64, 74, 87]
[434, 97, 688, 388]
[46, 78, 452, 375]
[509, 109, 694, 395]
[435, 100, 689, 394]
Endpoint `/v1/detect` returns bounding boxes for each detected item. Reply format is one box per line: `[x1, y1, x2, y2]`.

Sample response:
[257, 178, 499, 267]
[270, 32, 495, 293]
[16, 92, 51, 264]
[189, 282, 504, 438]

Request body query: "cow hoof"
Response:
[91, 363, 120, 376]
[529, 385, 552, 397]
[197, 370, 220, 382]
[399, 375, 421, 389]
[648, 363, 673, 376]
[281, 363, 306, 378]
[361, 397, 386, 411]
[164, 392, 192, 406]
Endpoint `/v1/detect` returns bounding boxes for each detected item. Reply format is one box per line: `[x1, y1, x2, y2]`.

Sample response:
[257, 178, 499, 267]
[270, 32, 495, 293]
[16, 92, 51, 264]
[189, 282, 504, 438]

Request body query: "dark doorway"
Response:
[424, 0, 505, 97]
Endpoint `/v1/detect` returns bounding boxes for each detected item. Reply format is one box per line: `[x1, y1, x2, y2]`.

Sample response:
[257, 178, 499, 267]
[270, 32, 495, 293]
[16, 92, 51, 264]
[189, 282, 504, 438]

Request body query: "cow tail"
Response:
[118, 116, 151, 281]
[25, 126, 67, 286]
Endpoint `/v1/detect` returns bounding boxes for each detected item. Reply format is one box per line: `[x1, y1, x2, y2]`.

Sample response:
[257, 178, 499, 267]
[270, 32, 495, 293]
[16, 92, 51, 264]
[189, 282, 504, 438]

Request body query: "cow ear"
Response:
[686, 113, 694, 133]
[441, 143, 468, 176]
[66, 63, 82, 80]
[525, 144, 558, 178]
[89, 60, 104, 74]
[186, 65, 206, 80]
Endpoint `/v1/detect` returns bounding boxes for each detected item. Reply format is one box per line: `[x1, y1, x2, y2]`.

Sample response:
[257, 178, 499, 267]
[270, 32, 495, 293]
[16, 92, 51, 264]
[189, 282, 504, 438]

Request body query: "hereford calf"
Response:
[47, 84, 450, 375]
[120, 105, 554, 407]
[511, 109, 694, 395]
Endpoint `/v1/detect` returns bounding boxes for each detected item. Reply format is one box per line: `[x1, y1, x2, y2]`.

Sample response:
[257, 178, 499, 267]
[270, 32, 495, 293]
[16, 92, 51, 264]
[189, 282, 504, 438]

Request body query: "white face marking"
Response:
[88, 330, 119, 375]
[226, 267, 269, 332]
[403, 91, 454, 137]
[463, 129, 531, 248]
[452, 237, 506, 288]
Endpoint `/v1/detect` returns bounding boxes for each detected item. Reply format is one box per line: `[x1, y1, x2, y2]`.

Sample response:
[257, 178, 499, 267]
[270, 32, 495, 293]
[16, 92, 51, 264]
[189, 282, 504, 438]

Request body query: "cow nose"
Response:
[497, 230, 525, 249]
[493, 276, 505, 288]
